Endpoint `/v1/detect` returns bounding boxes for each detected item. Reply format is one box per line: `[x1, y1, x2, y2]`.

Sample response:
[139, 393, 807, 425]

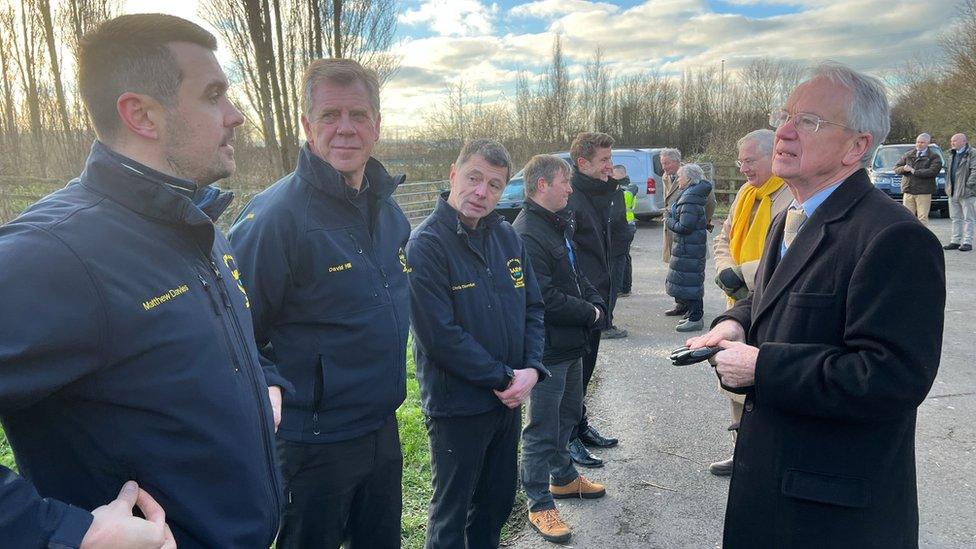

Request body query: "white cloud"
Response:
[508, 0, 620, 19]
[380, 0, 959, 129]
[400, 0, 499, 37]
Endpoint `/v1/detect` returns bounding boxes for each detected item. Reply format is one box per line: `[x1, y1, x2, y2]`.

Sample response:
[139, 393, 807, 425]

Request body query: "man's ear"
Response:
[117, 92, 163, 141]
[448, 163, 457, 188]
[301, 114, 313, 145]
[843, 133, 872, 167]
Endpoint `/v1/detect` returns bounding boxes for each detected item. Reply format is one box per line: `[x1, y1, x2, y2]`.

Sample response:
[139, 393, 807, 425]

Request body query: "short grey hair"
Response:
[302, 58, 381, 117]
[917, 133, 931, 142]
[523, 154, 571, 197]
[660, 148, 682, 162]
[806, 61, 890, 166]
[455, 138, 513, 181]
[737, 129, 775, 156]
[677, 163, 705, 185]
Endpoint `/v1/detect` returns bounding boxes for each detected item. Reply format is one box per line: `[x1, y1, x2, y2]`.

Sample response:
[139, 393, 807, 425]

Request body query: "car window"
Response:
[652, 153, 663, 176]
[612, 154, 644, 181]
[874, 145, 945, 170]
[501, 179, 524, 200]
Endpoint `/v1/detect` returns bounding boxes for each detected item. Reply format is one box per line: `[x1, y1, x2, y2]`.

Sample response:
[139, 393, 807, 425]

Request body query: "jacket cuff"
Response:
[263, 370, 296, 397]
[47, 504, 93, 549]
[526, 361, 550, 383]
[494, 365, 515, 391]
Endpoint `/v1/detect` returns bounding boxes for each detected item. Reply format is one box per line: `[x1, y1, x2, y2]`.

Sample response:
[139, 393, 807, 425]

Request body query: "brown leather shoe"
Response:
[550, 475, 607, 499]
[664, 304, 688, 316]
[528, 508, 572, 543]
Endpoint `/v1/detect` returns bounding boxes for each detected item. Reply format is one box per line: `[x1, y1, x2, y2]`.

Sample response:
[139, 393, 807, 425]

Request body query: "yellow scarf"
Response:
[729, 175, 786, 265]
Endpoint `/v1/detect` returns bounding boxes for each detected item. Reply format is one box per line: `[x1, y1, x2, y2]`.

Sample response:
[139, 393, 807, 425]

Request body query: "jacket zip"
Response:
[461, 230, 512, 363]
[199, 247, 281, 536]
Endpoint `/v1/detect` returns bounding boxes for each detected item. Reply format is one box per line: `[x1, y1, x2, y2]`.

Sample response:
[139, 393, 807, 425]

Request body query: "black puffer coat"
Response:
[665, 179, 713, 300]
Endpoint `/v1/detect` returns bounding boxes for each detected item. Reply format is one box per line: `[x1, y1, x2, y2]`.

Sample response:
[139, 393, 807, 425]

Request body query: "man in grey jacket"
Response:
[944, 133, 976, 251]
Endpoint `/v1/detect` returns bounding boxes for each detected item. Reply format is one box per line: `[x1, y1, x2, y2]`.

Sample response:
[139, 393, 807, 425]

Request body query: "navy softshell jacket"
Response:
[229, 146, 411, 443]
[407, 196, 547, 417]
[0, 142, 282, 548]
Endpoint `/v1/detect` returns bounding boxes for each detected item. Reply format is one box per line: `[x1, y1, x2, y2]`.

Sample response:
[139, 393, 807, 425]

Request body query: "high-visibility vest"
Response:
[624, 190, 636, 223]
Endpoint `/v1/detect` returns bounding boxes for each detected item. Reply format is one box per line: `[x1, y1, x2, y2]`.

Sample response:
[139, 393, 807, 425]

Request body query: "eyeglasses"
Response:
[769, 109, 851, 133]
[735, 158, 757, 169]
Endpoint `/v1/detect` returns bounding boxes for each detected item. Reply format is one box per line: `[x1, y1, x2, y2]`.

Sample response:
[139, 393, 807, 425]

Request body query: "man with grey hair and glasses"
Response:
[895, 132, 943, 225]
[687, 62, 945, 547]
[229, 58, 410, 548]
[408, 139, 547, 548]
[707, 128, 792, 476]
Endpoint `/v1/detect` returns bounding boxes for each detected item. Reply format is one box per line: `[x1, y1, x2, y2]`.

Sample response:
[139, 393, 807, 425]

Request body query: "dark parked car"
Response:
[868, 143, 949, 217]
[496, 148, 669, 223]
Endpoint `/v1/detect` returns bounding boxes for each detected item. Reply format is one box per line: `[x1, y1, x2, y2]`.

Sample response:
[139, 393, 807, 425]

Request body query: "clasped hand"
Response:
[494, 368, 539, 408]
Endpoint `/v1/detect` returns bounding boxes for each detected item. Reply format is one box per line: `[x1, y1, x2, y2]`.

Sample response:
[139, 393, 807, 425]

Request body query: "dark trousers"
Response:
[522, 358, 583, 511]
[575, 330, 602, 437]
[276, 415, 402, 549]
[680, 298, 704, 322]
[609, 253, 629, 318]
[425, 406, 521, 549]
[621, 253, 633, 294]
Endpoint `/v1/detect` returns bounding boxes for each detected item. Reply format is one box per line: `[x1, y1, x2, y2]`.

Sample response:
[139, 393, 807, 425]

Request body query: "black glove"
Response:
[715, 266, 748, 301]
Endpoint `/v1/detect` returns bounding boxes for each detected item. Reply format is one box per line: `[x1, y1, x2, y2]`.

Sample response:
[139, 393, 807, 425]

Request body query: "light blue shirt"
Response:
[779, 180, 844, 258]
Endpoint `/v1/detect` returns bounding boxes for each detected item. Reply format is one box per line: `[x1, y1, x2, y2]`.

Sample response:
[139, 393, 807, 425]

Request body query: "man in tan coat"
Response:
[661, 147, 716, 316]
[708, 129, 792, 475]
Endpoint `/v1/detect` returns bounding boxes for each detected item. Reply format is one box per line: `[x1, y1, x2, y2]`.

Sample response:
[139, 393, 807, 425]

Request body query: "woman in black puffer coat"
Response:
[665, 163, 713, 332]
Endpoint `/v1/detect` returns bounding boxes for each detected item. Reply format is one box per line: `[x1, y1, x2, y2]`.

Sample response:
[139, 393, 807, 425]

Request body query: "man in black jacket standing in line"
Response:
[513, 155, 608, 543]
[408, 139, 547, 549]
[566, 132, 620, 467]
[229, 59, 410, 548]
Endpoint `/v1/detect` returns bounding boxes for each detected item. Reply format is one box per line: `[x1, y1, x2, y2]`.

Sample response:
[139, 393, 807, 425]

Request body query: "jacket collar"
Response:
[523, 197, 574, 231]
[432, 191, 504, 235]
[753, 168, 873, 326]
[294, 143, 403, 201]
[571, 167, 618, 196]
[79, 140, 217, 228]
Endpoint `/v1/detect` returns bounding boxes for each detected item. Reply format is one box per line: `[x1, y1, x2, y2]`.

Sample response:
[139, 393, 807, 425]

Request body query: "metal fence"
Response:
[1, 162, 746, 227]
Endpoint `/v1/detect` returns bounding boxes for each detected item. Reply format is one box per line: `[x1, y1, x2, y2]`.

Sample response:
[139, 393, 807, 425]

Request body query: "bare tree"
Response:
[200, 0, 399, 172]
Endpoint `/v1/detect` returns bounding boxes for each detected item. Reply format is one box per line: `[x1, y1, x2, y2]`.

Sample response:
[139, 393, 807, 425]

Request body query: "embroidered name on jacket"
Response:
[329, 262, 353, 273]
[452, 282, 476, 291]
[508, 258, 525, 288]
[142, 284, 190, 311]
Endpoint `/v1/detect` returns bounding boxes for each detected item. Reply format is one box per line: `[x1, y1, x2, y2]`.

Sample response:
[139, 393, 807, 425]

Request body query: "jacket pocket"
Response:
[787, 291, 835, 308]
[781, 469, 870, 508]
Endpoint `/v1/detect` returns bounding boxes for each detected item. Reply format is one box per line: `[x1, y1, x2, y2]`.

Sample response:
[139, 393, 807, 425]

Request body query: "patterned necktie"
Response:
[783, 208, 807, 249]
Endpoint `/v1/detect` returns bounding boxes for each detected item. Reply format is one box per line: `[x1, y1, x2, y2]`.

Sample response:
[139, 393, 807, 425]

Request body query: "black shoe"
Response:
[568, 438, 603, 468]
[943, 242, 961, 250]
[664, 304, 688, 316]
[579, 425, 618, 448]
[601, 326, 628, 339]
[708, 457, 734, 476]
[961, 244, 973, 252]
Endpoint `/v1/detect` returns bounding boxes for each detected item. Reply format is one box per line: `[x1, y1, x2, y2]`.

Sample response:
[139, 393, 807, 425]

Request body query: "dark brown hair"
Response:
[78, 14, 217, 141]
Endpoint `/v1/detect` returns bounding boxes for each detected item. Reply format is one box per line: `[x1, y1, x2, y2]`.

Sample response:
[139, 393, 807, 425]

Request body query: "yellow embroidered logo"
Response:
[329, 262, 353, 273]
[452, 282, 476, 291]
[244, 212, 255, 220]
[142, 284, 190, 311]
[223, 254, 250, 308]
[399, 247, 412, 273]
[507, 258, 524, 288]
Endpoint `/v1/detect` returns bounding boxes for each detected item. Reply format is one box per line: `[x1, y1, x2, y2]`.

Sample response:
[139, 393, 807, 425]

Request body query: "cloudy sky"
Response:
[126, 0, 958, 131]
